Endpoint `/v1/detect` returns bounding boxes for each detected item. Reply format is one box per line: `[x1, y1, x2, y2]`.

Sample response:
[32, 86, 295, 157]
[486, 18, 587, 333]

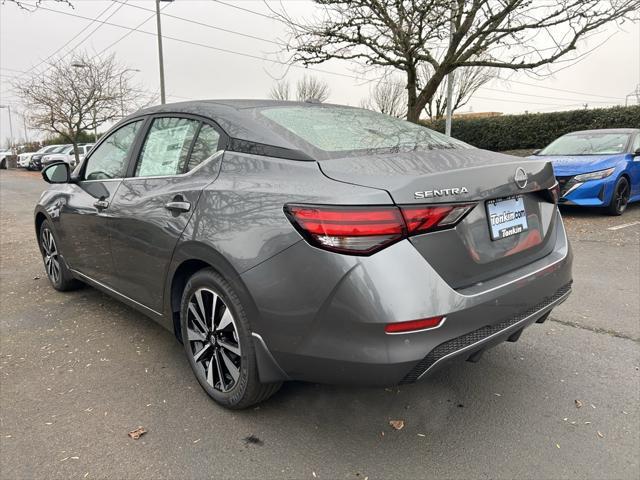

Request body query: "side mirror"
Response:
[634, 147, 640, 157]
[42, 162, 70, 184]
[532, 149, 541, 155]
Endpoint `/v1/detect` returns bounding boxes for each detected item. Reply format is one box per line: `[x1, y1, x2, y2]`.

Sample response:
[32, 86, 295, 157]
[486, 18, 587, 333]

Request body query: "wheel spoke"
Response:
[218, 339, 240, 356]
[220, 349, 239, 383]
[194, 290, 207, 326]
[193, 342, 211, 363]
[51, 260, 60, 282]
[42, 232, 50, 255]
[188, 303, 208, 334]
[187, 327, 206, 343]
[206, 358, 214, 386]
[214, 350, 226, 392]
[217, 308, 233, 331]
[210, 292, 219, 331]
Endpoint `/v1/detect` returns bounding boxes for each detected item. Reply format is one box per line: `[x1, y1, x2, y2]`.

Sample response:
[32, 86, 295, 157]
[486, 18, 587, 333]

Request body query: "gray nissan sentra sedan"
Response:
[35, 100, 573, 409]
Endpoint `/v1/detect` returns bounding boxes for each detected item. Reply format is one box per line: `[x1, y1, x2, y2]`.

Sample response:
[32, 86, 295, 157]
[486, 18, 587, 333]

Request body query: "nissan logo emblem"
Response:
[514, 167, 528, 189]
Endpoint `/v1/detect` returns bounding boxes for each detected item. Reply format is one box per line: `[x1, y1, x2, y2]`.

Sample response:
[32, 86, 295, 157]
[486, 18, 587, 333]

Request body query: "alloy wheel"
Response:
[41, 228, 60, 284]
[615, 179, 630, 213]
[186, 288, 242, 392]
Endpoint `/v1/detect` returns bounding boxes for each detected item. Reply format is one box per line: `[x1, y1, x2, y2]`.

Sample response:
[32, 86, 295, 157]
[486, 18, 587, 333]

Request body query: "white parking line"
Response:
[607, 221, 640, 231]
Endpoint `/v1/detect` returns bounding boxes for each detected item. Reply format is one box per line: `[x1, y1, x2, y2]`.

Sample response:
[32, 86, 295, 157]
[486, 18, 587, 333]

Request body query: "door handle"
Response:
[93, 199, 109, 210]
[165, 201, 191, 213]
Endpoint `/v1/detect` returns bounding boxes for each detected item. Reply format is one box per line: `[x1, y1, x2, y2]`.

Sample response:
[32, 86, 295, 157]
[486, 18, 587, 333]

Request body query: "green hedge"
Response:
[423, 105, 640, 151]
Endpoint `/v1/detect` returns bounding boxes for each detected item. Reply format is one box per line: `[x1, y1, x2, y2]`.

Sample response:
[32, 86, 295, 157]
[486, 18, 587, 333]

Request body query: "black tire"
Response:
[180, 268, 281, 409]
[39, 220, 83, 291]
[606, 176, 630, 216]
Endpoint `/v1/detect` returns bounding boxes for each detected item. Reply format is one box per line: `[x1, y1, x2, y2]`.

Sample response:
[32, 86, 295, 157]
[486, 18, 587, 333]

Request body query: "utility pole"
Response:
[156, 0, 167, 104]
[0, 105, 14, 152]
[21, 111, 28, 145]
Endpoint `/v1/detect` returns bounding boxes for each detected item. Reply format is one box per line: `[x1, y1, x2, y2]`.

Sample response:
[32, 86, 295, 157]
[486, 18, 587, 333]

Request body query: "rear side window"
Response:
[84, 121, 142, 181]
[136, 117, 200, 177]
[186, 124, 221, 172]
[632, 134, 640, 152]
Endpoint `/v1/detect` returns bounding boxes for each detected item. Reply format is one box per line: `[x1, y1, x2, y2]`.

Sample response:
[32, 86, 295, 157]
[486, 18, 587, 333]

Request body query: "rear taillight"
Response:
[284, 205, 405, 254]
[400, 204, 476, 234]
[284, 203, 475, 255]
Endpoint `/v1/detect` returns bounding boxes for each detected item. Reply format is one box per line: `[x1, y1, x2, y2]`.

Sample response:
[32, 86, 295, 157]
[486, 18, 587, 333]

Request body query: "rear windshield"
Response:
[259, 106, 470, 158]
[540, 132, 631, 156]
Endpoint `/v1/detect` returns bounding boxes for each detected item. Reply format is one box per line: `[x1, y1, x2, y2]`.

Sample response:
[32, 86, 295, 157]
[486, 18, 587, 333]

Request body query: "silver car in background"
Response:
[42, 144, 94, 169]
[35, 100, 572, 409]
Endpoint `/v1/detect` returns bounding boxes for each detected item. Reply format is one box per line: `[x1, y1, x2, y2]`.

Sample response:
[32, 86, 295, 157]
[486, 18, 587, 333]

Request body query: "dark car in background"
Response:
[531, 128, 640, 215]
[35, 100, 573, 409]
[29, 144, 69, 171]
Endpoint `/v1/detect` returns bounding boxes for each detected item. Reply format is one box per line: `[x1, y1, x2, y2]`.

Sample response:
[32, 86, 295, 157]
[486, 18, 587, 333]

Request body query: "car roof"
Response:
[565, 128, 639, 135]
[122, 99, 357, 159]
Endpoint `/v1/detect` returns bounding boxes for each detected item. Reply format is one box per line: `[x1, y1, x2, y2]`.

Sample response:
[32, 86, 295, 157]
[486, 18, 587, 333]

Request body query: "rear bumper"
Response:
[242, 210, 573, 386]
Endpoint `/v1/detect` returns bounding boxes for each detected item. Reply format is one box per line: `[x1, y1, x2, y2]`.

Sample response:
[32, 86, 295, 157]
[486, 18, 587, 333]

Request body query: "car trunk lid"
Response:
[319, 148, 560, 289]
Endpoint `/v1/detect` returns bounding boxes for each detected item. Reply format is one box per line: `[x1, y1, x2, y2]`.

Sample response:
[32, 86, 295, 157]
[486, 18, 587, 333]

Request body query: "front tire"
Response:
[180, 268, 281, 409]
[606, 176, 630, 216]
[39, 220, 82, 291]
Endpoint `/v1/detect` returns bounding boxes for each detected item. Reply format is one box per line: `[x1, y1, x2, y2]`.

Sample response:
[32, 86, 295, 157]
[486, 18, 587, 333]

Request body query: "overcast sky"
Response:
[1, 0, 639, 144]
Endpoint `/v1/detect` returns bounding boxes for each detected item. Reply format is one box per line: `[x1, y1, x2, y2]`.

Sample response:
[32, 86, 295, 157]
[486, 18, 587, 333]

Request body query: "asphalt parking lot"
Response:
[1, 168, 638, 480]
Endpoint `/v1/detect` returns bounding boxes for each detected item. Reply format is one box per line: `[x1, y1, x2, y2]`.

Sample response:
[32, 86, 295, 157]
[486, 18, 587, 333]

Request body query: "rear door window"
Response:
[185, 124, 221, 172]
[135, 117, 200, 177]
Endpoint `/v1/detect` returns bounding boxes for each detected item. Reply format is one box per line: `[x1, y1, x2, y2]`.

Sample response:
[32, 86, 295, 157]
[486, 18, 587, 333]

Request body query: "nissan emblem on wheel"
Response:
[34, 100, 573, 409]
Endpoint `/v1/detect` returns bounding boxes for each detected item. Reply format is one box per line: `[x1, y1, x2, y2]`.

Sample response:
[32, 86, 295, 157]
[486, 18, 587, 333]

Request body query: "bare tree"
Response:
[295, 75, 330, 102]
[275, 0, 640, 122]
[269, 80, 291, 100]
[14, 52, 151, 163]
[423, 65, 494, 120]
[3, 0, 72, 11]
[361, 79, 407, 118]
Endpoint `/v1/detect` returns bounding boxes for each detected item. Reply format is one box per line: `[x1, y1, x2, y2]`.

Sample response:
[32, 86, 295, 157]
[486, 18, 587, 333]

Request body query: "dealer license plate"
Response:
[486, 195, 529, 240]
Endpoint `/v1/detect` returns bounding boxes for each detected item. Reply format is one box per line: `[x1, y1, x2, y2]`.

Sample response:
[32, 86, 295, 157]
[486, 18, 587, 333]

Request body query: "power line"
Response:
[14, 1, 120, 80]
[472, 96, 597, 107]
[210, 0, 279, 22]
[478, 85, 618, 105]
[94, 2, 172, 57]
[498, 78, 623, 101]
[0, 67, 29, 74]
[112, 0, 279, 46]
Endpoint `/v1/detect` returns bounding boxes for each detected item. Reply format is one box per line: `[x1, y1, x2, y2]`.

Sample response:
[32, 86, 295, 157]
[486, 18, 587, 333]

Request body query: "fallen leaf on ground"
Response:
[128, 426, 147, 440]
[389, 420, 405, 430]
[243, 435, 264, 446]
[556, 444, 560, 449]
[417, 433, 426, 437]
[597, 431, 605, 438]
[575, 400, 583, 408]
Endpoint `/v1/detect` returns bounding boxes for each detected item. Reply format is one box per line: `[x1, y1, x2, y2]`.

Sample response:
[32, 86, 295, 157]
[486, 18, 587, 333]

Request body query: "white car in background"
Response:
[42, 144, 94, 169]
[0, 148, 12, 169]
[18, 145, 63, 168]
